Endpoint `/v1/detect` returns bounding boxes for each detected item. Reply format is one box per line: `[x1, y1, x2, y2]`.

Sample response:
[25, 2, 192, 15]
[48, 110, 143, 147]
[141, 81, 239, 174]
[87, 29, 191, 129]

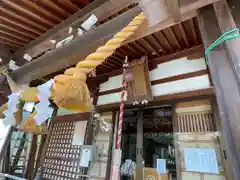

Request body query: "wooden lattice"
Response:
[177, 112, 215, 132]
[40, 113, 92, 180]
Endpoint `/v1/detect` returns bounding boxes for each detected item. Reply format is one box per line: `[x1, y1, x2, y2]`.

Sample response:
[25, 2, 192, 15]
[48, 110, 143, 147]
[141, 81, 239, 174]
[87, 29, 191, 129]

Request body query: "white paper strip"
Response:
[23, 54, 32, 61]
[34, 79, 53, 125]
[81, 14, 98, 31]
[9, 60, 19, 70]
[23, 102, 35, 112]
[3, 92, 20, 125]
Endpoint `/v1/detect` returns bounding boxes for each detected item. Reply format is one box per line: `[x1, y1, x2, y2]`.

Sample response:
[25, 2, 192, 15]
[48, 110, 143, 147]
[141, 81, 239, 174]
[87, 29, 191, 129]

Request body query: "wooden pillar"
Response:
[105, 111, 116, 180]
[213, 0, 240, 83]
[211, 100, 234, 180]
[172, 104, 181, 180]
[32, 134, 47, 179]
[198, 4, 240, 180]
[3, 143, 11, 174]
[10, 132, 27, 174]
[136, 111, 143, 180]
[25, 134, 38, 180]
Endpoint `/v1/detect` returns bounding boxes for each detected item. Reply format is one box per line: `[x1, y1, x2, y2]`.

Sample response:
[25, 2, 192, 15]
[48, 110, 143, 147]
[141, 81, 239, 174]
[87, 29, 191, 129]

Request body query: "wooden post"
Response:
[172, 104, 181, 180]
[3, 143, 11, 174]
[10, 132, 27, 174]
[24, 134, 38, 180]
[136, 111, 143, 180]
[32, 134, 47, 179]
[213, 0, 240, 83]
[0, 126, 15, 170]
[105, 111, 116, 180]
[211, 100, 234, 180]
[198, 5, 240, 180]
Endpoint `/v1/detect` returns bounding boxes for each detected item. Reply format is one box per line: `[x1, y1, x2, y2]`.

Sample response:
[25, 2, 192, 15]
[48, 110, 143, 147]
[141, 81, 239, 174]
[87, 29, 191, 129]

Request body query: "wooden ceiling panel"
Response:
[0, 23, 37, 39]
[96, 17, 203, 75]
[162, 28, 182, 51]
[0, 35, 25, 46]
[39, 0, 71, 17]
[1, 0, 55, 27]
[0, 15, 43, 35]
[0, 31, 30, 43]
[0, 0, 96, 52]
[0, 39, 21, 49]
[0, 7, 49, 32]
[172, 23, 190, 48]
[20, 0, 63, 22]
[182, 18, 199, 45]
[57, 0, 79, 13]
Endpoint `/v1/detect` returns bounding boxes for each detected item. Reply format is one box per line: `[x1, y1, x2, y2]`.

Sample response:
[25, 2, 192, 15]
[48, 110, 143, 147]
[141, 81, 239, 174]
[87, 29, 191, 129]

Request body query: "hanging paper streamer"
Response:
[23, 102, 35, 113]
[3, 93, 20, 126]
[34, 79, 54, 125]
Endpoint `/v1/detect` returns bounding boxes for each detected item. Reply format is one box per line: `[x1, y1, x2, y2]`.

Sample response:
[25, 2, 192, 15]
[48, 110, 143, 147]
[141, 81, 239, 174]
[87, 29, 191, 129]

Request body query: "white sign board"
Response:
[184, 148, 219, 174]
[72, 121, 87, 145]
[80, 148, 91, 167]
[157, 159, 167, 175]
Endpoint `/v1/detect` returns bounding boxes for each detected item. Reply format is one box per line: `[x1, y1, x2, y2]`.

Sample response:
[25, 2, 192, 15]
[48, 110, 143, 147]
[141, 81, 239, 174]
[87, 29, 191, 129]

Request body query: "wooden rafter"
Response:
[0, 4, 50, 31]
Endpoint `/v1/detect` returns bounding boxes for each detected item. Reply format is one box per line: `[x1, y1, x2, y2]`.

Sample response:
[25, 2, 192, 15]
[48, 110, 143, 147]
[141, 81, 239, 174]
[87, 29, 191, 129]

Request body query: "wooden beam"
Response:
[197, 5, 240, 179]
[150, 45, 204, 65]
[123, 124, 173, 134]
[11, 0, 219, 84]
[165, 0, 181, 22]
[125, 0, 220, 44]
[97, 88, 215, 111]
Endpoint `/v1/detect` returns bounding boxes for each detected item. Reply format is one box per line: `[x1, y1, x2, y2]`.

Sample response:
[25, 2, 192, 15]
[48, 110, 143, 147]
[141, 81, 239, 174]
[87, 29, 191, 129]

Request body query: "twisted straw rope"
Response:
[1, 12, 146, 113]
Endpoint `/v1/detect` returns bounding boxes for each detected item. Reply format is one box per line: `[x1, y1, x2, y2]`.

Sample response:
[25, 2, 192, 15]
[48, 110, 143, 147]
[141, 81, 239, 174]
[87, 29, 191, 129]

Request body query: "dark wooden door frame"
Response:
[136, 110, 144, 180]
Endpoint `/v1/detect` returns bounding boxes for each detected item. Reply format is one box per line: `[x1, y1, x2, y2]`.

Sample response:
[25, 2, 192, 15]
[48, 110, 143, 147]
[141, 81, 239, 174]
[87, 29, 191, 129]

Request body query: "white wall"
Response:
[151, 75, 210, 96]
[97, 91, 127, 105]
[97, 57, 211, 105]
[99, 75, 122, 92]
[149, 57, 207, 81]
